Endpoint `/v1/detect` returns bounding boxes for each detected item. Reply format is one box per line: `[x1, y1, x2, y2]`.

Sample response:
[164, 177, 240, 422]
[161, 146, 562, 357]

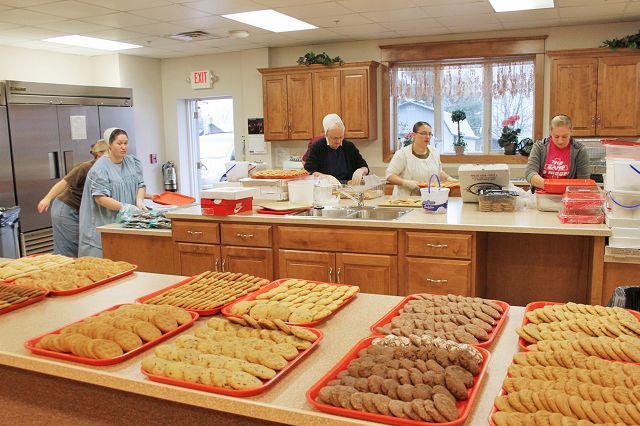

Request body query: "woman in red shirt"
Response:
[525, 114, 591, 191]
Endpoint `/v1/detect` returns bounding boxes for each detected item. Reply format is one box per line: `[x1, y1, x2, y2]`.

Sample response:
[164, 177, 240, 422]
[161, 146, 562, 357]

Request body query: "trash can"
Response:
[0, 207, 20, 259]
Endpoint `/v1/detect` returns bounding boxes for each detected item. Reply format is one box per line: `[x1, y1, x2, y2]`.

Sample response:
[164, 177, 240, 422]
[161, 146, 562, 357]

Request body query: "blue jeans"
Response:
[51, 198, 80, 257]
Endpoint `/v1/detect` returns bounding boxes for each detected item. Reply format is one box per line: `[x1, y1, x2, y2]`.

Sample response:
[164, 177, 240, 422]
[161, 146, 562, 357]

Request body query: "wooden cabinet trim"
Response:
[221, 224, 272, 247]
[278, 226, 397, 255]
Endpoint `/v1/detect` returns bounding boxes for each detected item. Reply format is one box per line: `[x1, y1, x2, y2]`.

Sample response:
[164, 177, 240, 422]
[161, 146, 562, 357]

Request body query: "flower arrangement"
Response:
[497, 114, 521, 148]
[402, 132, 414, 147]
[451, 110, 467, 149]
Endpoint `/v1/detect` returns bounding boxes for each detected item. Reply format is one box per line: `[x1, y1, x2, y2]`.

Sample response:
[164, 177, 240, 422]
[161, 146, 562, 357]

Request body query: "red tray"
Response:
[136, 275, 264, 316]
[256, 208, 310, 215]
[142, 327, 323, 397]
[152, 191, 196, 206]
[307, 336, 490, 426]
[0, 284, 49, 315]
[518, 301, 640, 352]
[369, 294, 510, 348]
[250, 171, 309, 180]
[49, 265, 138, 296]
[543, 178, 597, 194]
[221, 279, 359, 327]
[24, 303, 198, 366]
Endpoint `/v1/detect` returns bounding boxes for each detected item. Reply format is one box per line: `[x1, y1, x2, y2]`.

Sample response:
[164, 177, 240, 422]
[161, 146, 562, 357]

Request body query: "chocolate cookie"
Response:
[349, 392, 365, 411]
[381, 378, 399, 399]
[454, 328, 479, 345]
[433, 384, 457, 404]
[354, 377, 369, 392]
[433, 392, 459, 422]
[317, 386, 333, 404]
[446, 365, 474, 388]
[361, 392, 378, 414]
[397, 383, 415, 402]
[425, 359, 445, 374]
[403, 401, 421, 421]
[414, 358, 429, 373]
[372, 393, 391, 416]
[471, 317, 493, 332]
[464, 323, 490, 341]
[445, 369, 469, 400]
[388, 399, 407, 418]
[423, 399, 447, 423]
[409, 368, 424, 385]
[413, 383, 433, 400]
[357, 360, 376, 378]
[412, 399, 433, 422]
[396, 368, 411, 385]
[367, 374, 385, 394]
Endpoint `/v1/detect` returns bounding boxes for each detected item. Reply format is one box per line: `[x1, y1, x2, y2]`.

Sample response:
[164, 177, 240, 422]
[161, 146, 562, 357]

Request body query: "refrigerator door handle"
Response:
[63, 150, 74, 175]
[48, 151, 60, 179]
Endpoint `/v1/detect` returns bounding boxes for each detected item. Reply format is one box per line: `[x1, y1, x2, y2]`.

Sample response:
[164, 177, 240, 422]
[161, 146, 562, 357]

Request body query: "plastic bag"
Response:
[0, 206, 20, 227]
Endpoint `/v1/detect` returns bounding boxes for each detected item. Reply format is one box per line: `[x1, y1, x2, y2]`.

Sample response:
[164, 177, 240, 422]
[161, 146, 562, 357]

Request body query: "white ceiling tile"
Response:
[27, 1, 116, 19]
[129, 4, 210, 21]
[499, 19, 562, 30]
[253, 0, 329, 6]
[437, 13, 501, 27]
[393, 26, 452, 37]
[361, 7, 430, 23]
[0, 9, 64, 25]
[0, 22, 21, 31]
[6, 40, 75, 51]
[0, 0, 60, 6]
[494, 8, 560, 22]
[172, 15, 230, 30]
[82, 12, 158, 28]
[183, 0, 265, 14]
[556, 0, 627, 6]
[286, 28, 346, 42]
[127, 22, 194, 37]
[74, 0, 172, 11]
[304, 13, 372, 28]
[276, 2, 353, 19]
[82, 28, 147, 41]
[422, 1, 494, 17]
[330, 22, 397, 37]
[338, 0, 417, 13]
[1, 25, 67, 40]
[624, 2, 640, 15]
[381, 19, 447, 33]
[558, 3, 627, 18]
[38, 19, 112, 33]
[411, 0, 480, 5]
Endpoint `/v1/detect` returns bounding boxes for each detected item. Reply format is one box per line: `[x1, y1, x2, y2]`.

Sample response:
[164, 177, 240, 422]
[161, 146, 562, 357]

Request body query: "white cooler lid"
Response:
[201, 187, 258, 200]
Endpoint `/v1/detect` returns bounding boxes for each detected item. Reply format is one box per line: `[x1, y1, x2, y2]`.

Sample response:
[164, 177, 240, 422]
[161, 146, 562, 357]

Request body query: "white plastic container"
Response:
[606, 189, 640, 219]
[287, 179, 315, 205]
[605, 158, 640, 192]
[224, 161, 250, 181]
[535, 191, 563, 212]
[603, 140, 640, 160]
[421, 187, 449, 214]
[611, 227, 640, 239]
[609, 237, 640, 249]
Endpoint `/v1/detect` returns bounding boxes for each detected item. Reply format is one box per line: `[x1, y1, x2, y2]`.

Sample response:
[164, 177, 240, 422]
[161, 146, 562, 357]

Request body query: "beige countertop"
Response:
[164, 197, 610, 237]
[0, 271, 524, 425]
[96, 223, 172, 237]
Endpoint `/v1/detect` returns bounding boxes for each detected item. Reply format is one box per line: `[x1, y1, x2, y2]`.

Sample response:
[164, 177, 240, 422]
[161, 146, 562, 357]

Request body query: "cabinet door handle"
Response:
[236, 233, 254, 238]
[221, 259, 226, 272]
[596, 115, 601, 126]
[336, 267, 341, 284]
[214, 258, 219, 272]
[426, 278, 448, 284]
[426, 243, 448, 248]
[328, 267, 333, 283]
[591, 116, 596, 127]
[187, 230, 203, 236]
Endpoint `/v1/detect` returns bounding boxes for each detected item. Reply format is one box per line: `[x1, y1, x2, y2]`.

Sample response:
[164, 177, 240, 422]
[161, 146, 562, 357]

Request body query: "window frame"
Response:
[380, 36, 546, 162]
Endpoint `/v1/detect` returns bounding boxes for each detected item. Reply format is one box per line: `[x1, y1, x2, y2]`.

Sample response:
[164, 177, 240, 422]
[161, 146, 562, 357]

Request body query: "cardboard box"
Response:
[201, 197, 253, 216]
[458, 164, 510, 202]
[201, 187, 258, 200]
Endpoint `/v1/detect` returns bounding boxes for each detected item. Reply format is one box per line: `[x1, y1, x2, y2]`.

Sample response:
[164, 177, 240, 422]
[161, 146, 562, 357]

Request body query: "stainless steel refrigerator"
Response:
[0, 83, 15, 208]
[3, 81, 134, 255]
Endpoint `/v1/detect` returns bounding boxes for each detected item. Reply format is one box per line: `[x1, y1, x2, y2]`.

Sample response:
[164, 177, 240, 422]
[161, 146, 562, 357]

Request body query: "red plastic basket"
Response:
[221, 279, 359, 327]
[306, 336, 490, 426]
[142, 328, 323, 397]
[24, 303, 198, 366]
[152, 192, 196, 206]
[517, 301, 640, 353]
[542, 179, 596, 194]
[369, 294, 510, 349]
[0, 283, 49, 315]
[136, 275, 267, 316]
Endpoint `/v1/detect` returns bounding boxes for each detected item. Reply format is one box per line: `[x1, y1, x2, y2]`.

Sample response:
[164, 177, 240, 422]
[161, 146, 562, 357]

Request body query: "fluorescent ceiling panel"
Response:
[222, 9, 317, 32]
[488, 0, 554, 12]
[43, 35, 142, 51]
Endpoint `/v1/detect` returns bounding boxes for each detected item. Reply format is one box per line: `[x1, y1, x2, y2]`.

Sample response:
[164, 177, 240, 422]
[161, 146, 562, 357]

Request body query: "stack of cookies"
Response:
[517, 302, 640, 363]
[141, 316, 318, 391]
[15, 257, 134, 291]
[141, 271, 270, 311]
[492, 349, 640, 425]
[374, 294, 505, 345]
[34, 304, 191, 360]
[228, 279, 359, 324]
[0, 254, 73, 281]
[315, 334, 484, 423]
[0, 283, 46, 310]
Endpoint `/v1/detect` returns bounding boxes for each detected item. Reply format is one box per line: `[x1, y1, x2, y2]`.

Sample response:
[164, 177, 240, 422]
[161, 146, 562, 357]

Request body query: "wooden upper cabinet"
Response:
[549, 58, 598, 136]
[259, 61, 378, 141]
[312, 70, 341, 136]
[597, 56, 640, 136]
[548, 49, 640, 136]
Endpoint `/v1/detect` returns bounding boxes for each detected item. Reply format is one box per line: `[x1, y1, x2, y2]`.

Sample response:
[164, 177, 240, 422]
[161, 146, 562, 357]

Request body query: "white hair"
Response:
[550, 115, 573, 130]
[322, 113, 344, 133]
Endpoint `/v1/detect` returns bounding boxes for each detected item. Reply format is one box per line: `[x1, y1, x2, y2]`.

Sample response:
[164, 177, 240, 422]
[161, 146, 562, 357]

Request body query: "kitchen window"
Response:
[391, 57, 535, 155]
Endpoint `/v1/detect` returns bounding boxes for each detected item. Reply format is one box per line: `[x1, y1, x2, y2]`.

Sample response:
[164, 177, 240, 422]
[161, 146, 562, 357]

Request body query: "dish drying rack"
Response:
[337, 176, 385, 207]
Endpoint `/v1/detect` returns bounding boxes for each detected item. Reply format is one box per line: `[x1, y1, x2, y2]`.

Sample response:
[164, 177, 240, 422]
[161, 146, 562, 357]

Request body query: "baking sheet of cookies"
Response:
[221, 279, 360, 327]
[306, 336, 490, 426]
[0, 283, 49, 316]
[517, 301, 640, 362]
[0, 254, 74, 281]
[141, 323, 323, 397]
[369, 294, 510, 349]
[136, 272, 271, 316]
[250, 169, 309, 179]
[377, 199, 423, 208]
[24, 304, 198, 366]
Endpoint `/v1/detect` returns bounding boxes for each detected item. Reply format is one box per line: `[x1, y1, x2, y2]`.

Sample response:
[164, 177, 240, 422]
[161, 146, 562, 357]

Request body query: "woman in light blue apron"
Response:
[78, 128, 147, 257]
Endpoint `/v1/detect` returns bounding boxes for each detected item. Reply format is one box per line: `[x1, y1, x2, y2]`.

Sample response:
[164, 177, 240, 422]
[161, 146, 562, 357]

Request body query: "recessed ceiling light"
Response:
[43, 35, 142, 51]
[222, 9, 317, 33]
[228, 30, 250, 39]
[488, 0, 554, 12]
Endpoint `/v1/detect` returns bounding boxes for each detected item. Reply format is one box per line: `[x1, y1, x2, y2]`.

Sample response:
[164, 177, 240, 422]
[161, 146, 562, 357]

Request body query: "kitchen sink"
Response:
[289, 206, 411, 221]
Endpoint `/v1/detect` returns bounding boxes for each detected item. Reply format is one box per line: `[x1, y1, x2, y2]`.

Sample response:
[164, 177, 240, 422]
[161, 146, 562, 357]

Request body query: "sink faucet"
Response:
[337, 187, 366, 208]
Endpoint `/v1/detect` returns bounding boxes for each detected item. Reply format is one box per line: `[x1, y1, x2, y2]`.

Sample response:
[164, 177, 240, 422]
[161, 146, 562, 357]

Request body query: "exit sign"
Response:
[190, 70, 212, 89]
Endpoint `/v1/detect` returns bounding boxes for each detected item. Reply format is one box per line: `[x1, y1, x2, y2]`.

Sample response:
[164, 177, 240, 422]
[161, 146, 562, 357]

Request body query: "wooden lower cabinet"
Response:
[222, 245, 273, 280]
[278, 249, 333, 282]
[175, 242, 220, 276]
[102, 233, 175, 274]
[603, 261, 640, 305]
[404, 257, 471, 296]
[336, 253, 397, 295]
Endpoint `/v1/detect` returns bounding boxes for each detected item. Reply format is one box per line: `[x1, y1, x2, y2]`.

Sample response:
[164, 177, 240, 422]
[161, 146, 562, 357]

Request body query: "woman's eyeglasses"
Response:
[416, 131, 434, 137]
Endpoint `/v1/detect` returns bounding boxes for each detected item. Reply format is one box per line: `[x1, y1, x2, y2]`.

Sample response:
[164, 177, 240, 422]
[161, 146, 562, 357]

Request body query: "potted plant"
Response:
[297, 52, 343, 66]
[518, 138, 534, 157]
[451, 110, 467, 155]
[497, 115, 521, 155]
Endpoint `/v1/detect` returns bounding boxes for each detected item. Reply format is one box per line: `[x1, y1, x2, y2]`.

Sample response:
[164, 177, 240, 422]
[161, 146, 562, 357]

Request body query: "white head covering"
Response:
[103, 127, 119, 143]
[322, 113, 344, 133]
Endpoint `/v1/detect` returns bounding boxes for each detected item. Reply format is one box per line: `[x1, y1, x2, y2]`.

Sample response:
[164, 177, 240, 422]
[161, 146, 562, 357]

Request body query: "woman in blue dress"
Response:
[78, 128, 147, 257]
